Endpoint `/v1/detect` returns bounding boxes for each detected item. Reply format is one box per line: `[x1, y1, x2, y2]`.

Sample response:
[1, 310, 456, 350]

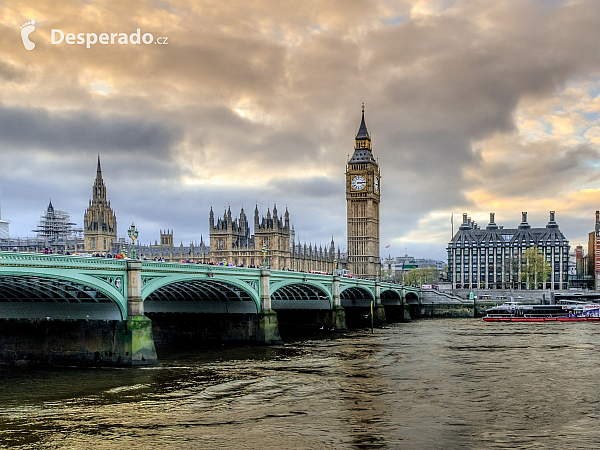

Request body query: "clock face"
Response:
[374, 177, 379, 193]
[351, 175, 366, 191]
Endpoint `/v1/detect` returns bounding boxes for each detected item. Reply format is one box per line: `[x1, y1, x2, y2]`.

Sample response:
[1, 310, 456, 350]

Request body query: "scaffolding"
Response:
[0, 220, 8, 240]
[25, 201, 83, 253]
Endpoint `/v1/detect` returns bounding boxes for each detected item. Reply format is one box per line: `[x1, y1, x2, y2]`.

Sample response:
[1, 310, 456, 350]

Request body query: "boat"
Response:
[483, 300, 600, 322]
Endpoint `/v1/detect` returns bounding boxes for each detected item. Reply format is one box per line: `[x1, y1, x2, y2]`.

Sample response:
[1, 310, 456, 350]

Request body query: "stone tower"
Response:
[83, 156, 117, 253]
[346, 105, 380, 279]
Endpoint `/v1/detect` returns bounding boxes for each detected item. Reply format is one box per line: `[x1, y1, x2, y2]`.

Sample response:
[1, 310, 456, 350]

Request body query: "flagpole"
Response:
[451, 212, 454, 240]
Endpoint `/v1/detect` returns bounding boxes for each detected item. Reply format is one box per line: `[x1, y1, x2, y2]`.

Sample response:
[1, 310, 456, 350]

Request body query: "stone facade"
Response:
[209, 205, 341, 272]
[83, 156, 117, 253]
[346, 106, 381, 279]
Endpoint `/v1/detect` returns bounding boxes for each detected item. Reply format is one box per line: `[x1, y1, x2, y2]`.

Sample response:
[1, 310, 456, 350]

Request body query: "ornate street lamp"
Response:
[334, 258, 338, 276]
[127, 223, 139, 260]
[262, 244, 267, 268]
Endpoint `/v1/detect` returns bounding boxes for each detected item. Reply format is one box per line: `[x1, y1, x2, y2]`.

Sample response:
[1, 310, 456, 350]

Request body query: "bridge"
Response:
[0, 252, 421, 365]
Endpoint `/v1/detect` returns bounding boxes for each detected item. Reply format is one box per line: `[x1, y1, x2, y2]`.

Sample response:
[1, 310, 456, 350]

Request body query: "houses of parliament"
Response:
[14, 107, 382, 279]
[206, 106, 381, 277]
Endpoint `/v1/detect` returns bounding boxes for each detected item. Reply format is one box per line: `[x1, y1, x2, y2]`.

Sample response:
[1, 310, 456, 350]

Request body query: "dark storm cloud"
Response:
[269, 176, 340, 199]
[470, 142, 600, 198]
[0, 103, 178, 154]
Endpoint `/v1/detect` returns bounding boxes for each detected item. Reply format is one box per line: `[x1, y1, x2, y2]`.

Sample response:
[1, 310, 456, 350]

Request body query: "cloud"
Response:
[2, 0, 600, 261]
[0, 103, 178, 154]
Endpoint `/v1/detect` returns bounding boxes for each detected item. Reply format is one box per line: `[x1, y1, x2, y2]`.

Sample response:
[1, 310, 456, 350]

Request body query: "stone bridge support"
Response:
[373, 280, 387, 325]
[126, 260, 158, 365]
[257, 269, 282, 344]
[331, 276, 347, 330]
[401, 286, 411, 320]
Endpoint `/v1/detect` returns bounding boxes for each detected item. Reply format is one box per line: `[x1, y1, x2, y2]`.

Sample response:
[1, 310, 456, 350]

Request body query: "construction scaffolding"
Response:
[0, 220, 8, 240]
[7, 200, 85, 253]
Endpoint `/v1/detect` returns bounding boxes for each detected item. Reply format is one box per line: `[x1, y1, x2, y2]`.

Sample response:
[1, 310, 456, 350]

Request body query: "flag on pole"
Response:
[385, 245, 390, 248]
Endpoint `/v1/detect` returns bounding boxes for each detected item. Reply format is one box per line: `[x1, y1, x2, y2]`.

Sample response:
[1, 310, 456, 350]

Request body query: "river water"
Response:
[1, 319, 600, 449]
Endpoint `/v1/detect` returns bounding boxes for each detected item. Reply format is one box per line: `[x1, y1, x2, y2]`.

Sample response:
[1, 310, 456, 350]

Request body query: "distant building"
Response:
[33, 200, 83, 251]
[110, 230, 209, 262]
[382, 254, 445, 281]
[83, 156, 117, 253]
[0, 193, 8, 240]
[0, 220, 7, 240]
[1, 200, 84, 253]
[568, 244, 593, 290]
[448, 211, 569, 290]
[587, 211, 600, 290]
[209, 205, 342, 271]
[573, 245, 583, 276]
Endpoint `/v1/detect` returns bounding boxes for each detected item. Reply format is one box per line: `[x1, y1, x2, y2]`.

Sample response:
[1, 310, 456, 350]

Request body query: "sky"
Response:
[2, 0, 600, 261]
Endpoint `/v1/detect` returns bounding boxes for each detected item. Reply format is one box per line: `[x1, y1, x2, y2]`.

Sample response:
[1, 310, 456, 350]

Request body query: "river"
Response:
[1, 319, 600, 449]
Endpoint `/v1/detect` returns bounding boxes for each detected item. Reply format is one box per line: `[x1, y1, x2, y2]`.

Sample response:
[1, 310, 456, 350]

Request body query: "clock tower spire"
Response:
[346, 105, 380, 279]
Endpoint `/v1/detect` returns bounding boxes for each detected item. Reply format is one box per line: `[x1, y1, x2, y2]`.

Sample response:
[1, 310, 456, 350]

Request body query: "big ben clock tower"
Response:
[346, 105, 380, 279]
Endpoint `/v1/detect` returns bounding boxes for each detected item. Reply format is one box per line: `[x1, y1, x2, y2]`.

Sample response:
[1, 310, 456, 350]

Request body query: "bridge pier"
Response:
[331, 276, 347, 330]
[256, 269, 282, 344]
[373, 280, 387, 325]
[125, 261, 158, 365]
[401, 287, 412, 321]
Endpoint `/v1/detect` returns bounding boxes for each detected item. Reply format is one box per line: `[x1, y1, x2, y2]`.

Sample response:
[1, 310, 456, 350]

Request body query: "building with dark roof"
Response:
[447, 211, 569, 290]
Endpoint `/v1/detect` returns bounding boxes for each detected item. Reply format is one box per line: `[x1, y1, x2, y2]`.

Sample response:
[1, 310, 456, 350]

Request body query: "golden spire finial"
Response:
[361, 102, 365, 112]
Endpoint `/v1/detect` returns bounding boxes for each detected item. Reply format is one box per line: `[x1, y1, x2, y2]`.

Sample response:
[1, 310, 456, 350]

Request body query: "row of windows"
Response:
[456, 283, 568, 289]
[451, 265, 568, 272]
[451, 247, 567, 256]
[453, 274, 565, 282]
[451, 255, 565, 264]
[451, 242, 567, 248]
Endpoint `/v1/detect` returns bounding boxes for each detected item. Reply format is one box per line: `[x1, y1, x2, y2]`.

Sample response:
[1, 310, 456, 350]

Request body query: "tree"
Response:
[441, 264, 449, 281]
[520, 246, 551, 290]
[405, 267, 439, 286]
[504, 255, 521, 289]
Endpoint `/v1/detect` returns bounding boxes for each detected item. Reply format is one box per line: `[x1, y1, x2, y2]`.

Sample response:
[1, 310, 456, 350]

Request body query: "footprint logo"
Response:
[20, 20, 36, 50]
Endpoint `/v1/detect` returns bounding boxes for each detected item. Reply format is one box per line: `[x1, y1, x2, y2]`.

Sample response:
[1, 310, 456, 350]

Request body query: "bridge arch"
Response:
[142, 275, 260, 314]
[380, 288, 402, 306]
[0, 272, 126, 320]
[405, 291, 419, 305]
[270, 280, 332, 310]
[340, 285, 375, 308]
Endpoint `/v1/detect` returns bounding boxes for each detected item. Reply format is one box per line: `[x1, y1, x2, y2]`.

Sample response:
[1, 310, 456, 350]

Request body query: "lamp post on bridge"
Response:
[334, 258, 338, 276]
[262, 244, 268, 269]
[127, 223, 139, 260]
